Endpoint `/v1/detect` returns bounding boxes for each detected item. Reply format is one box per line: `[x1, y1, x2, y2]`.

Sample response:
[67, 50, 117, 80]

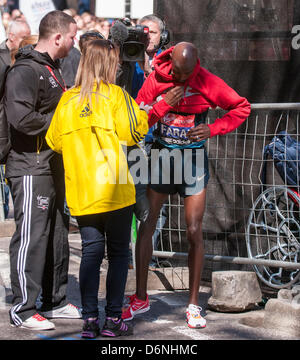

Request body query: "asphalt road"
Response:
[0, 232, 299, 353]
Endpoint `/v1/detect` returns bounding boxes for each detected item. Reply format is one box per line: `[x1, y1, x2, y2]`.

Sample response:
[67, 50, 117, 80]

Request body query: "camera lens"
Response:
[126, 44, 140, 57]
[122, 42, 145, 61]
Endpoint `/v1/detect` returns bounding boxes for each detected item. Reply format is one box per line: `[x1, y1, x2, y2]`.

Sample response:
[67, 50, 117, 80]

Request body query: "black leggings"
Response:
[77, 205, 133, 320]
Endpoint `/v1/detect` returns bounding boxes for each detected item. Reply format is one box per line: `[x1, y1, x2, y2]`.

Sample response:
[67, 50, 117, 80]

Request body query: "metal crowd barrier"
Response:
[0, 104, 299, 289]
[150, 103, 300, 289]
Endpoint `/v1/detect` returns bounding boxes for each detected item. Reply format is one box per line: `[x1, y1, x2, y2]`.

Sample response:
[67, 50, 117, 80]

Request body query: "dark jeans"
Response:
[77, 205, 133, 320]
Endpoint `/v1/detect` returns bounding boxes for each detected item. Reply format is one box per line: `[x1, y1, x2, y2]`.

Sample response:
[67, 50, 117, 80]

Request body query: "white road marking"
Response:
[172, 326, 212, 340]
[152, 319, 173, 324]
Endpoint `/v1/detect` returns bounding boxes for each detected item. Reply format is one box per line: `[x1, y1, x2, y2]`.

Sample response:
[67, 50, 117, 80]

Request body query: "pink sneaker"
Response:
[121, 294, 150, 321]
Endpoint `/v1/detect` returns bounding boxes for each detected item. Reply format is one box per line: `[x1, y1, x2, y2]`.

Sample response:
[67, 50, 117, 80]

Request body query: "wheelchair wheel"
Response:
[246, 186, 300, 289]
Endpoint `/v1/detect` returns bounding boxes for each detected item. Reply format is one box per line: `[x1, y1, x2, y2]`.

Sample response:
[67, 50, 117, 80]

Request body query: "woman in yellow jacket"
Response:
[46, 39, 148, 338]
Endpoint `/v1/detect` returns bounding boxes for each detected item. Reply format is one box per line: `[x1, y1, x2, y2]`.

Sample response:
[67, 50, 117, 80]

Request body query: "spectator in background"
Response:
[11, 8, 23, 20]
[0, 20, 31, 96]
[63, 7, 77, 17]
[81, 11, 93, 28]
[78, 0, 90, 15]
[96, 18, 110, 39]
[0, 1, 8, 42]
[52, 0, 68, 10]
[66, 0, 78, 11]
[0, 0, 9, 13]
[0, 19, 30, 67]
[1, 12, 11, 31]
[6, 0, 18, 12]
[1, 34, 39, 220]
[0, 20, 31, 219]
[10, 34, 38, 64]
[73, 14, 85, 48]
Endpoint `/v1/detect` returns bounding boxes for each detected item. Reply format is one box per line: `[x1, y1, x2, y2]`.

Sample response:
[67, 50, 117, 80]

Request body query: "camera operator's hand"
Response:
[144, 53, 152, 77]
[187, 123, 211, 142]
[164, 86, 184, 107]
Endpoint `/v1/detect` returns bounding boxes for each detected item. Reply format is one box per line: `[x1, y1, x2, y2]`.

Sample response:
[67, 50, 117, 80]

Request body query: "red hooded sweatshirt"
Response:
[136, 46, 251, 149]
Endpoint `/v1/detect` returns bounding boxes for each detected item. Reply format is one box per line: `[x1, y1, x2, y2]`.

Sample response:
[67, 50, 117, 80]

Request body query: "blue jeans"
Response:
[0, 165, 9, 218]
[77, 206, 133, 320]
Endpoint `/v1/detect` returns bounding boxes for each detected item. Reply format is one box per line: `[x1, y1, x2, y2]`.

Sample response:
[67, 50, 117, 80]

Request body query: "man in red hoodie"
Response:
[122, 42, 251, 328]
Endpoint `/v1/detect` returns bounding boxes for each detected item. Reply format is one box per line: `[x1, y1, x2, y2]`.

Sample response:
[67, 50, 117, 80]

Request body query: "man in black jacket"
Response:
[4, 10, 80, 331]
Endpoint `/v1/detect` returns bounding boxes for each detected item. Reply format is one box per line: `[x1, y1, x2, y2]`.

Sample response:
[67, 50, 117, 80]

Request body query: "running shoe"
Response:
[11, 313, 55, 330]
[101, 317, 133, 337]
[121, 293, 150, 321]
[81, 319, 100, 339]
[186, 304, 206, 328]
[40, 303, 82, 319]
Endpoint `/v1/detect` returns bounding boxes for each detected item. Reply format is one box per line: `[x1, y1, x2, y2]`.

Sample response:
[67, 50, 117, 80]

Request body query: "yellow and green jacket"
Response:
[46, 82, 149, 216]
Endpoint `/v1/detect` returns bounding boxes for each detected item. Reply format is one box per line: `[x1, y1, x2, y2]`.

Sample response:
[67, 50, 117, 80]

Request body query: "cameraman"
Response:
[112, 14, 170, 134]
[132, 14, 169, 99]
[111, 15, 169, 268]
[132, 15, 170, 269]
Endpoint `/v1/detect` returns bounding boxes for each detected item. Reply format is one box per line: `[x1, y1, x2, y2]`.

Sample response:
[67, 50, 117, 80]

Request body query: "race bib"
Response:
[159, 113, 196, 146]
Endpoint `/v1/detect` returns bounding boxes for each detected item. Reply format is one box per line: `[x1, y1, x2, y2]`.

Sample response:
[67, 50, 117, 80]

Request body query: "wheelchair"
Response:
[246, 132, 300, 289]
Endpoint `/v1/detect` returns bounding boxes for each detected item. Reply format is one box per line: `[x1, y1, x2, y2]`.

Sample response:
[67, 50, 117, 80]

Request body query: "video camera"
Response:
[110, 18, 149, 62]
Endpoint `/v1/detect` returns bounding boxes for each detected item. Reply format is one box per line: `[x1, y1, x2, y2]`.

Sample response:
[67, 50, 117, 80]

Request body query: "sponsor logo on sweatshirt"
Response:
[37, 195, 49, 210]
[48, 76, 58, 88]
[80, 103, 92, 117]
[184, 86, 201, 98]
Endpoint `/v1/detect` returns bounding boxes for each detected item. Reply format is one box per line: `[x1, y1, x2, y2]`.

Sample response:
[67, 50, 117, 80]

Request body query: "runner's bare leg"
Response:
[135, 187, 169, 300]
[184, 188, 207, 305]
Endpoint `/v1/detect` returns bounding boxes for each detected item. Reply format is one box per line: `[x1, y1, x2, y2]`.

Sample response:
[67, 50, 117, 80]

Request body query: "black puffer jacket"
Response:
[4, 46, 65, 178]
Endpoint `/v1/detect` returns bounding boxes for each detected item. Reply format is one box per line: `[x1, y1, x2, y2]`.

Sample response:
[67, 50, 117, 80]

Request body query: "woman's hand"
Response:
[139, 102, 152, 114]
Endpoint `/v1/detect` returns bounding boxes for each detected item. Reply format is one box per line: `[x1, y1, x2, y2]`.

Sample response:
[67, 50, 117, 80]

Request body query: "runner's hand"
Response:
[164, 86, 184, 107]
[187, 124, 211, 142]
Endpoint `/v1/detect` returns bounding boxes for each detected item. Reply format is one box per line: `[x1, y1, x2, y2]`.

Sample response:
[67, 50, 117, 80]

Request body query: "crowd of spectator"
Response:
[0, 5, 119, 49]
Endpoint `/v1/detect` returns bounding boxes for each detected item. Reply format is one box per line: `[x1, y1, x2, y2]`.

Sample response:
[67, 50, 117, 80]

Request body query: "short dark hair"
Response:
[39, 10, 76, 40]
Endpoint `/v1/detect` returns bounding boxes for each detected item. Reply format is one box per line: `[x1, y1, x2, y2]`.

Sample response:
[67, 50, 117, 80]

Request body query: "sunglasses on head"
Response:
[80, 31, 105, 40]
